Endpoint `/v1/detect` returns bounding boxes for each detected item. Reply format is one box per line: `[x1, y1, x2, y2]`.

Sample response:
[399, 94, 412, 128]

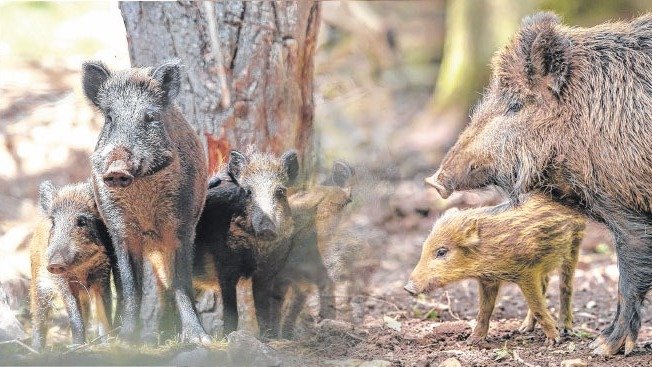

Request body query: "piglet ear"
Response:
[281, 150, 299, 186]
[228, 150, 247, 181]
[330, 160, 353, 188]
[38, 181, 56, 214]
[151, 59, 182, 105]
[462, 218, 481, 246]
[82, 61, 111, 107]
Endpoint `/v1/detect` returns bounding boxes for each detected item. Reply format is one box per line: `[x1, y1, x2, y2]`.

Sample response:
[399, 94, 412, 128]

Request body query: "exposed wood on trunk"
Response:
[119, 1, 320, 180]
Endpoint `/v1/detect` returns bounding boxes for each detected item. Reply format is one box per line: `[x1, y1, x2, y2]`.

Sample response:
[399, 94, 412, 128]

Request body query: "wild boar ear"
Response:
[281, 150, 300, 186]
[331, 160, 354, 188]
[228, 150, 247, 181]
[38, 181, 56, 214]
[462, 218, 480, 246]
[82, 61, 111, 107]
[520, 12, 571, 97]
[151, 59, 182, 105]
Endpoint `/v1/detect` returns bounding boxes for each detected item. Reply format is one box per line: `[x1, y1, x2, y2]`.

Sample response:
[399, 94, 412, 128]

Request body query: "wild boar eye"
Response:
[507, 101, 523, 114]
[105, 113, 113, 124]
[76, 216, 88, 228]
[435, 247, 448, 258]
[244, 188, 252, 197]
[144, 111, 160, 123]
[275, 187, 287, 198]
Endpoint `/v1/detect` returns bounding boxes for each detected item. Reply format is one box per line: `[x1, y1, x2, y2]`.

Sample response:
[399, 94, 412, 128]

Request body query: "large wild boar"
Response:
[30, 181, 113, 350]
[404, 194, 585, 346]
[427, 12, 652, 355]
[270, 161, 354, 338]
[82, 60, 209, 343]
[194, 149, 298, 337]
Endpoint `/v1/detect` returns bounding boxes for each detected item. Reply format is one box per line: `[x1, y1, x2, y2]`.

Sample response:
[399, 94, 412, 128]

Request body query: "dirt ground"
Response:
[3, 3, 652, 366]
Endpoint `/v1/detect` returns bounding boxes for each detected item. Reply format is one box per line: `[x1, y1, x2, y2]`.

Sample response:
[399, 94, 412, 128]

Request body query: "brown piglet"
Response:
[405, 194, 585, 346]
[30, 181, 114, 350]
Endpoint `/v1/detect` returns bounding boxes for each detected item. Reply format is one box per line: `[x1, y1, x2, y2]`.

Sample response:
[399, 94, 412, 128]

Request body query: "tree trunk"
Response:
[119, 1, 320, 181]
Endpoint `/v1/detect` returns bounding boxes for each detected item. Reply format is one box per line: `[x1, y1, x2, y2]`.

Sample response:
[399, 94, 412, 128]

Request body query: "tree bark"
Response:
[119, 1, 320, 180]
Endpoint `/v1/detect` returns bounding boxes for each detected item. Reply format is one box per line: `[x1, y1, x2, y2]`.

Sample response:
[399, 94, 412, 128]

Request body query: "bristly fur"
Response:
[29, 181, 113, 351]
[432, 12, 652, 355]
[408, 194, 585, 345]
[84, 60, 209, 343]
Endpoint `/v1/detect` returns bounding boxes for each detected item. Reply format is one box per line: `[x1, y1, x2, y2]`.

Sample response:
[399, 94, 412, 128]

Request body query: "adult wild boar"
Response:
[428, 12, 652, 355]
[82, 60, 209, 343]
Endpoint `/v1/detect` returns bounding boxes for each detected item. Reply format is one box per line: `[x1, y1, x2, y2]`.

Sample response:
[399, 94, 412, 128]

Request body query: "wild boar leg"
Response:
[172, 241, 210, 344]
[318, 276, 337, 320]
[559, 237, 580, 335]
[269, 278, 290, 338]
[219, 274, 239, 335]
[252, 275, 274, 337]
[61, 284, 85, 345]
[518, 276, 560, 345]
[520, 274, 549, 333]
[467, 279, 499, 344]
[112, 236, 141, 342]
[31, 286, 52, 350]
[589, 216, 648, 355]
[282, 285, 307, 339]
[140, 259, 163, 344]
[92, 283, 111, 342]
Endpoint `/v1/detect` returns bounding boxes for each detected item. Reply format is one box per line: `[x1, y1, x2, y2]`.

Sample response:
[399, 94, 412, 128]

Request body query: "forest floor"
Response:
[3, 3, 652, 365]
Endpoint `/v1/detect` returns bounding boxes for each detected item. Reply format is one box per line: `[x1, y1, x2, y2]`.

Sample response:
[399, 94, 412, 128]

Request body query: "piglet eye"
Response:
[435, 247, 448, 258]
[76, 216, 88, 228]
[507, 101, 523, 114]
[275, 187, 287, 198]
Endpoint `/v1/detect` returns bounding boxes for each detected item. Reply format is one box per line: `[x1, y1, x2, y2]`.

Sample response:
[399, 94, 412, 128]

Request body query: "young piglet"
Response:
[30, 181, 113, 350]
[404, 194, 585, 346]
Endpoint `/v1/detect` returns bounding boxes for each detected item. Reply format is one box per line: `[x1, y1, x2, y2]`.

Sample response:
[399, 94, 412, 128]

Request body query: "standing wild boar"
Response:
[270, 161, 354, 338]
[82, 60, 209, 343]
[195, 148, 298, 337]
[30, 181, 113, 350]
[427, 12, 652, 355]
[405, 194, 585, 346]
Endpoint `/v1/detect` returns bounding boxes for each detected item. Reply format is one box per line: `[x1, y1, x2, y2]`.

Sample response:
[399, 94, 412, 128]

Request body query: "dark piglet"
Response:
[427, 12, 652, 355]
[30, 181, 114, 350]
[194, 149, 299, 337]
[83, 60, 209, 344]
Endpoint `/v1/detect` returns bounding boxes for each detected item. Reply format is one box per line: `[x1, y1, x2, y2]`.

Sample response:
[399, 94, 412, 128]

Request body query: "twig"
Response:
[355, 295, 400, 312]
[513, 350, 540, 367]
[64, 326, 121, 355]
[345, 332, 365, 342]
[444, 291, 461, 321]
[0, 339, 39, 354]
[203, 1, 231, 109]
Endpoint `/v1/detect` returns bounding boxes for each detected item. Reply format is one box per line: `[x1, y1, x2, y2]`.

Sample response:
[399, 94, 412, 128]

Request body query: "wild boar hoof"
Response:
[546, 335, 561, 347]
[466, 335, 486, 347]
[183, 327, 212, 346]
[558, 326, 573, 337]
[590, 335, 630, 356]
[118, 325, 138, 343]
[518, 322, 535, 333]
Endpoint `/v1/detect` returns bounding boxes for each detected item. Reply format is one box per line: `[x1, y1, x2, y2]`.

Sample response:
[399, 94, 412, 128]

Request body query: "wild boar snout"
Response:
[102, 160, 134, 188]
[46, 252, 73, 274]
[404, 280, 419, 296]
[100, 145, 138, 188]
[252, 210, 278, 241]
[426, 167, 452, 199]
